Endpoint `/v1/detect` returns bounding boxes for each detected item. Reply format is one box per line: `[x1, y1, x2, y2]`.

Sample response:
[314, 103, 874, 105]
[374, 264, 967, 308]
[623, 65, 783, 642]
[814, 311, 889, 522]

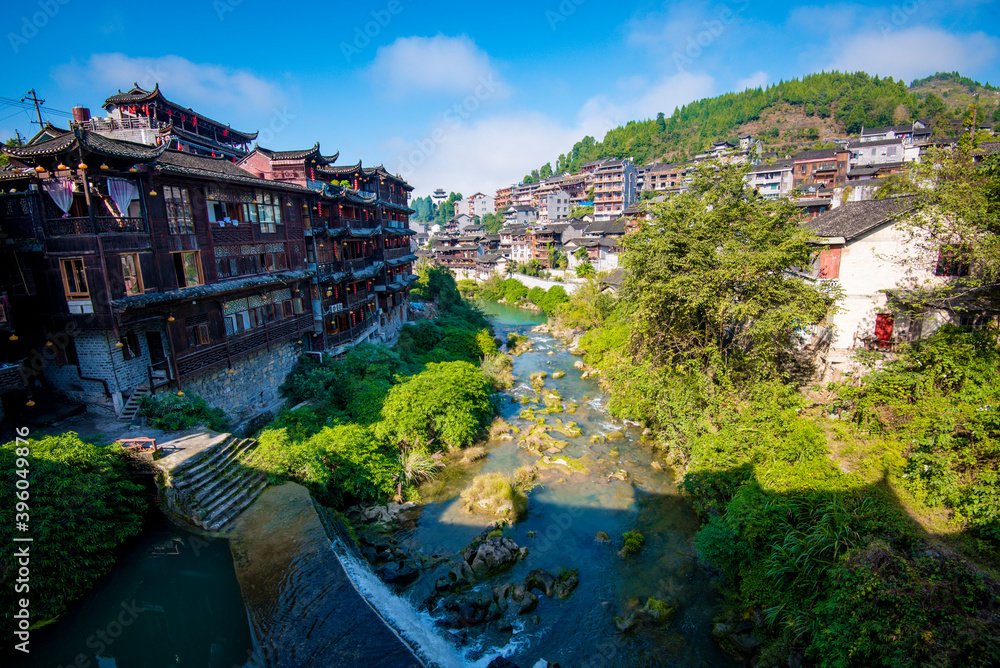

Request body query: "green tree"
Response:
[481, 211, 504, 233]
[376, 361, 494, 450]
[622, 162, 835, 380]
[575, 261, 595, 278]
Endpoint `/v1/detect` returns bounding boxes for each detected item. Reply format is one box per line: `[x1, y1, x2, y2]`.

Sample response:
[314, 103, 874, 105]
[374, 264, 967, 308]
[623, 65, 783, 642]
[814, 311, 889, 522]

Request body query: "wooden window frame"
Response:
[196, 324, 211, 346]
[121, 253, 144, 296]
[173, 251, 204, 288]
[164, 186, 194, 235]
[119, 331, 141, 361]
[935, 244, 971, 277]
[60, 257, 90, 298]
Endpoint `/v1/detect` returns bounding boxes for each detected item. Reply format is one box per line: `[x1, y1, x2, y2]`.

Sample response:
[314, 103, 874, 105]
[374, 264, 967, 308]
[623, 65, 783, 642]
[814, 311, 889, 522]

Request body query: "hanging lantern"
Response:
[167, 315, 175, 322]
[177, 391, 184, 397]
[228, 367, 235, 374]
[25, 399, 35, 407]
[8, 333, 18, 341]
[115, 341, 124, 348]
[57, 163, 69, 171]
[77, 162, 88, 170]
[34, 165, 45, 173]
[129, 166, 138, 173]
[100, 163, 109, 171]
[149, 189, 158, 197]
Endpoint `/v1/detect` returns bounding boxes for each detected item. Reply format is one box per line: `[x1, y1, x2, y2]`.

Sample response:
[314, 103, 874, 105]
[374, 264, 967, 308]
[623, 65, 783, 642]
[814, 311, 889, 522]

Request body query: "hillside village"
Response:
[421, 108, 1000, 375]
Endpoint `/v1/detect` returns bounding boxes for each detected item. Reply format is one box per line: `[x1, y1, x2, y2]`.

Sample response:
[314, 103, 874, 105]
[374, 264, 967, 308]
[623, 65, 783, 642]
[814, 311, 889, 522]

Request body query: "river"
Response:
[379, 302, 739, 667]
[19, 303, 737, 668]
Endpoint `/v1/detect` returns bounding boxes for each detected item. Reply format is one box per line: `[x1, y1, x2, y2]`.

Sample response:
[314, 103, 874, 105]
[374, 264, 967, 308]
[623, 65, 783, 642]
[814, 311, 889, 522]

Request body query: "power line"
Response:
[20, 89, 45, 127]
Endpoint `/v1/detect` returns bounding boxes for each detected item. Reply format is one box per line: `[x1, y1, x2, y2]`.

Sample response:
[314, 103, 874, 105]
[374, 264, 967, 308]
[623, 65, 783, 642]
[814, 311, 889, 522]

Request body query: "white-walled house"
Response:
[804, 195, 955, 368]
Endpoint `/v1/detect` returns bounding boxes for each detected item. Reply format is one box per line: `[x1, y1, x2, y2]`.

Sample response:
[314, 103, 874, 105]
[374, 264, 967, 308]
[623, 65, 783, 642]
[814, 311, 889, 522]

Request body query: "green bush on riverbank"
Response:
[259, 264, 505, 507]
[554, 162, 1000, 666]
[0, 433, 146, 636]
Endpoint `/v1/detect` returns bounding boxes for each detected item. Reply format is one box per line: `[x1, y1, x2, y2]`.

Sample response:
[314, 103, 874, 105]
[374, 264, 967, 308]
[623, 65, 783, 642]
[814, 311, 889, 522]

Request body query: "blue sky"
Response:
[3, 0, 999, 198]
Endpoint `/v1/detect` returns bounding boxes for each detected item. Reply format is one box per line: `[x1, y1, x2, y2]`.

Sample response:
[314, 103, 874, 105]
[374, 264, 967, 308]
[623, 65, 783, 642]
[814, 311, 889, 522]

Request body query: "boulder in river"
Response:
[517, 592, 539, 615]
[615, 612, 637, 632]
[574, 360, 585, 370]
[469, 536, 521, 576]
[524, 568, 556, 597]
[595, 531, 611, 543]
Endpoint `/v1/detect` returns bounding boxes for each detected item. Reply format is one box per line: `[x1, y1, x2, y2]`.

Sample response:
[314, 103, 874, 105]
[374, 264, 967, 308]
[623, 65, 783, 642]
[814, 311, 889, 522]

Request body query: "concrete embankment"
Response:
[227, 482, 422, 667]
[452, 268, 582, 294]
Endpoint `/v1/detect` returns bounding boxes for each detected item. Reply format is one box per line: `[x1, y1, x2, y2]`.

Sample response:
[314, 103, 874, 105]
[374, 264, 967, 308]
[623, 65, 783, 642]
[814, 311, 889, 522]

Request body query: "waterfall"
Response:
[328, 538, 506, 668]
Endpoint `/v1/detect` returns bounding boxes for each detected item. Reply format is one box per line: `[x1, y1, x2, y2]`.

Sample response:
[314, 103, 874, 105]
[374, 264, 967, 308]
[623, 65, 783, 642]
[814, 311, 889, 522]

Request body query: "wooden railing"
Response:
[175, 313, 311, 378]
[326, 318, 379, 347]
[344, 289, 373, 309]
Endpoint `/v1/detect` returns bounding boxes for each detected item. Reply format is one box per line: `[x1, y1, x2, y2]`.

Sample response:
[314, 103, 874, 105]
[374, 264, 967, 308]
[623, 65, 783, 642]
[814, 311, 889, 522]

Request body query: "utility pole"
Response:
[13, 130, 24, 147]
[20, 89, 44, 126]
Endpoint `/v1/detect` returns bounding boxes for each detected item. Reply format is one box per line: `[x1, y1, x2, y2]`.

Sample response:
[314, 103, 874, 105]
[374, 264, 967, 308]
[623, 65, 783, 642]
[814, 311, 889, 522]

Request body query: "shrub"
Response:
[139, 392, 229, 432]
[246, 425, 400, 507]
[0, 433, 145, 634]
[376, 361, 495, 450]
[481, 352, 514, 390]
[460, 472, 529, 520]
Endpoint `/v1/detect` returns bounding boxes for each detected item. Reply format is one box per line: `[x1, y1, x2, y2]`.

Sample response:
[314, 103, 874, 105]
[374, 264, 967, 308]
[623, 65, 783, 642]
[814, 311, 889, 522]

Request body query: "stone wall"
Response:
[179, 339, 300, 422]
[452, 268, 581, 294]
[44, 326, 169, 414]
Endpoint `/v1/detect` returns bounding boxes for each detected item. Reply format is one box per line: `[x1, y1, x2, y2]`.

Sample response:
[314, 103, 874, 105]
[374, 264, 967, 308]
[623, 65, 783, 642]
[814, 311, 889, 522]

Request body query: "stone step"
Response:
[170, 438, 248, 492]
[166, 436, 239, 480]
[194, 464, 263, 518]
[202, 475, 269, 531]
[169, 438, 251, 489]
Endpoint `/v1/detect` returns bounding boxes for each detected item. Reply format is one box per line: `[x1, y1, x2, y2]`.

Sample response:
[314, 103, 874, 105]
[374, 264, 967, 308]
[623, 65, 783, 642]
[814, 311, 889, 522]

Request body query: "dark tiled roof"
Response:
[27, 122, 70, 145]
[111, 269, 313, 310]
[102, 84, 257, 142]
[848, 162, 904, 177]
[749, 159, 794, 173]
[254, 143, 338, 164]
[861, 125, 912, 136]
[794, 148, 848, 161]
[0, 130, 168, 162]
[153, 150, 314, 192]
[973, 141, 1000, 157]
[585, 219, 627, 236]
[477, 253, 505, 263]
[806, 196, 915, 241]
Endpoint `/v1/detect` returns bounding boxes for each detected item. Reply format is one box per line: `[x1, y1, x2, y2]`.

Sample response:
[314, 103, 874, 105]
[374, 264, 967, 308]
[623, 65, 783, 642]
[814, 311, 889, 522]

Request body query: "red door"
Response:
[874, 314, 894, 348]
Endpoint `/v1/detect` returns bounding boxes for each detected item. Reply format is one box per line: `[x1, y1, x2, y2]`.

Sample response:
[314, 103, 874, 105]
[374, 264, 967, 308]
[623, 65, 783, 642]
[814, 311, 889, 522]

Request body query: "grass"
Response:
[460, 471, 530, 520]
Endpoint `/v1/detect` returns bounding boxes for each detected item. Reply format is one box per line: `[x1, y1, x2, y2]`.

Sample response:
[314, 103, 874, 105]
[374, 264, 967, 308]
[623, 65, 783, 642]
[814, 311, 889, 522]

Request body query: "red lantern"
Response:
[192, 116, 198, 127]
[223, 128, 228, 137]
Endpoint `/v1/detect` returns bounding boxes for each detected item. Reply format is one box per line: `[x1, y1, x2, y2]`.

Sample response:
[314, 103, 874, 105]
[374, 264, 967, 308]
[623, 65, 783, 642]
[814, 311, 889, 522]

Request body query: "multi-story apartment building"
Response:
[494, 185, 514, 211]
[643, 162, 692, 195]
[792, 148, 850, 189]
[591, 158, 638, 221]
[537, 189, 571, 224]
[460, 192, 495, 218]
[746, 159, 795, 200]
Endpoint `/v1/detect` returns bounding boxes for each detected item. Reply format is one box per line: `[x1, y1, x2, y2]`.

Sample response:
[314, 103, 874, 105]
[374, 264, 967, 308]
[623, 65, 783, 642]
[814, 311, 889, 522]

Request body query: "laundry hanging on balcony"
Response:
[108, 178, 138, 217]
[42, 178, 74, 217]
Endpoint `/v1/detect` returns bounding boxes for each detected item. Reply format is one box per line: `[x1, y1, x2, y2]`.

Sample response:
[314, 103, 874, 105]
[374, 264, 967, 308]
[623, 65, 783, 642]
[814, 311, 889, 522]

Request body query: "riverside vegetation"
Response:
[510, 155, 1000, 666]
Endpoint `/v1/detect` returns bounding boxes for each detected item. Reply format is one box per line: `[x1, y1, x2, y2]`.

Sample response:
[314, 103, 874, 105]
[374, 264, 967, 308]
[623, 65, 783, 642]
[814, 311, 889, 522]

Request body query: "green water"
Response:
[10, 512, 252, 668]
[397, 302, 740, 667]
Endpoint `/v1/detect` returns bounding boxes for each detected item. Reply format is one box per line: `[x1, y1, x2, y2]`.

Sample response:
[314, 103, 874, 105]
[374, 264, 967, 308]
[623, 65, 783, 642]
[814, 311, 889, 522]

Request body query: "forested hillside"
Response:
[544, 71, 1000, 174]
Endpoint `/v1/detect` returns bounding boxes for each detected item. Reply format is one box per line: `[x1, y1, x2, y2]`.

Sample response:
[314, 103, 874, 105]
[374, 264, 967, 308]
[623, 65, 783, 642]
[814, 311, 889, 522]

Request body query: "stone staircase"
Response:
[154, 432, 268, 532]
[119, 386, 151, 421]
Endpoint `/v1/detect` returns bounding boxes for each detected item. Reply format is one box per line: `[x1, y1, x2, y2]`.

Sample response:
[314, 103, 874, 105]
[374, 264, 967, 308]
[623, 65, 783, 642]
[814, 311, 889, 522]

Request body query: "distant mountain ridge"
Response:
[529, 71, 1000, 180]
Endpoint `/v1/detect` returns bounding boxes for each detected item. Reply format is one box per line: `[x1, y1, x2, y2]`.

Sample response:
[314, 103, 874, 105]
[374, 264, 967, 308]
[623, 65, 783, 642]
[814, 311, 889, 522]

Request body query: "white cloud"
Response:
[390, 70, 716, 198]
[51, 54, 291, 128]
[386, 111, 581, 197]
[735, 70, 768, 91]
[578, 71, 716, 133]
[827, 27, 999, 81]
[368, 35, 507, 100]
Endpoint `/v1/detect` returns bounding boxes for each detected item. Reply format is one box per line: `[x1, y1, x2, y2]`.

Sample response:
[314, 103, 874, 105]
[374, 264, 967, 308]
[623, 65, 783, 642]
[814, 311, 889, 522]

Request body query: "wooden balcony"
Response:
[175, 313, 311, 379]
[326, 318, 379, 347]
[344, 288, 374, 309]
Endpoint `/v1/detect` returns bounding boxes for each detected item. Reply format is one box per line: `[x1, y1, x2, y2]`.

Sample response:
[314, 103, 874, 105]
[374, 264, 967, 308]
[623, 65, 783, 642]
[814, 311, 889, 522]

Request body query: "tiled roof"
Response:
[111, 269, 313, 310]
[0, 130, 169, 162]
[254, 143, 338, 164]
[806, 196, 915, 241]
[794, 148, 848, 161]
[749, 159, 794, 173]
[102, 84, 257, 142]
[848, 138, 906, 149]
[153, 150, 314, 192]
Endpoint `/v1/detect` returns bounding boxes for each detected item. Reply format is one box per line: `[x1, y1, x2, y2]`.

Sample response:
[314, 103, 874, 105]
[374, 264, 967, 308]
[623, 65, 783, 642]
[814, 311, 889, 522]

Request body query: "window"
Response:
[935, 244, 971, 277]
[185, 315, 212, 347]
[60, 258, 89, 298]
[121, 254, 143, 296]
[164, 186, 194, 234]
[248, 193, 282, 233]
[208, 200, 245, 225]
[173, 251, 203, 288]
[119, 331, 141, 360]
